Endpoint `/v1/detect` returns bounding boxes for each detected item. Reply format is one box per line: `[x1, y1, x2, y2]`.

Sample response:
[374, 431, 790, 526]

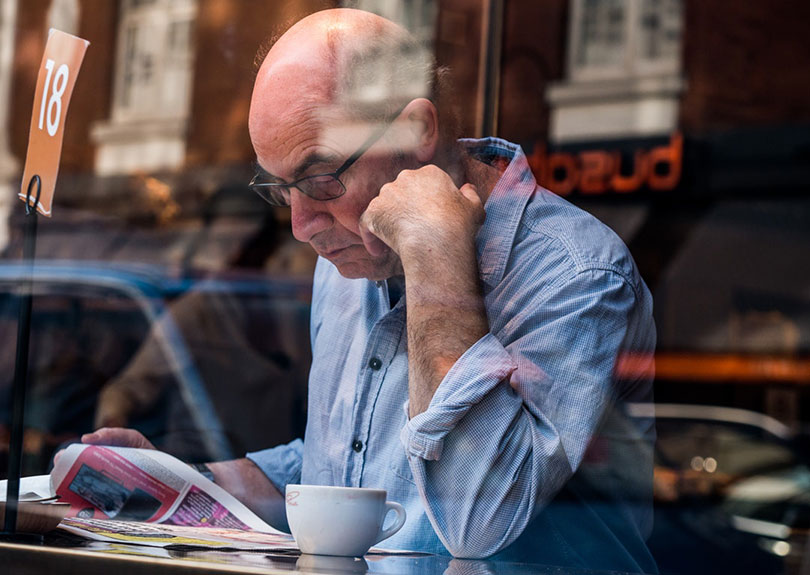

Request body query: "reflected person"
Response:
[93, 188, 314, 458]
[80, 8, 657, 571]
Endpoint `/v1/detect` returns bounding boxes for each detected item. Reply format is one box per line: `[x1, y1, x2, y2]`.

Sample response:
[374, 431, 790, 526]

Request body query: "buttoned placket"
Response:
[344, 280, 406, 487]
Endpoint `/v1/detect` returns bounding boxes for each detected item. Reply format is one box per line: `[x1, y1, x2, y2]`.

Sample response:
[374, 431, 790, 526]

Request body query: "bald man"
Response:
[83, 9, 657, 570]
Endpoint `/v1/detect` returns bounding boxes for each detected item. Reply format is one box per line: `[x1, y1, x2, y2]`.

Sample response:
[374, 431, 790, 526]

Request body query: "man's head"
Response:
[248, 9, 457, 280]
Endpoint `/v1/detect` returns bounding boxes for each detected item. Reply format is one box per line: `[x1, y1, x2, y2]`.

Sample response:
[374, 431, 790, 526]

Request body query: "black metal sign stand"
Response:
[0, 175, 45, 543]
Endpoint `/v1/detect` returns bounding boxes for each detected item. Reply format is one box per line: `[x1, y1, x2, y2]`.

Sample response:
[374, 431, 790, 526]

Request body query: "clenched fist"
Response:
[359, 165, 485, 272]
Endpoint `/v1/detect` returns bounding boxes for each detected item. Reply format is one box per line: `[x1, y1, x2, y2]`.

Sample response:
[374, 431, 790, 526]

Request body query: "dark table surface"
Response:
[0, 532, 645, 575]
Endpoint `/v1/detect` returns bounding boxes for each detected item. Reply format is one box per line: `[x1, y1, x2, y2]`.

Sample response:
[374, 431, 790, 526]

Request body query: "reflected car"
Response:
[630, 402, 809, 575]
[0, 260, 311, 477]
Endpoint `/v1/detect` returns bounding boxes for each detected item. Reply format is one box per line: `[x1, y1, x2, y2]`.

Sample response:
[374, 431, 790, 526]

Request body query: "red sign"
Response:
[527, 133, 683, 196]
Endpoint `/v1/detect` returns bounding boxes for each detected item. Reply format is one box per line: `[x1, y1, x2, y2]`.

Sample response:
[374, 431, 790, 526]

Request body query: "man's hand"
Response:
[359, 165, 489, 417]
[54, 429, 289, 531]
[358, 164, 485, 266]
[82, 432, 289, 530]
[80, 427, 157, 449]
[208, 458, 289, 532]
[53, 427, 156, 469]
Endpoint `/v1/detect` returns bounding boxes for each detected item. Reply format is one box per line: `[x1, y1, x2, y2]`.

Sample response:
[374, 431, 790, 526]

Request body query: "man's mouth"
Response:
[320, 245, 352, 258]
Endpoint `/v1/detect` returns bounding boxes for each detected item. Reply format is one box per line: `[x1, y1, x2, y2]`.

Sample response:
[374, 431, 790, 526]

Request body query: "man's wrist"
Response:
[399, 234, 476, 270]
[189, 462, 215, 483]
[401, 242, 479, 291]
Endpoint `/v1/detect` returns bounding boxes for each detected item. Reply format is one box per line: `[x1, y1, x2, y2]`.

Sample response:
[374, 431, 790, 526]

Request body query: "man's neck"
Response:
[460, 150, 502, 206]
[386, 276, 404, 308]
[438, 141, 502, 206]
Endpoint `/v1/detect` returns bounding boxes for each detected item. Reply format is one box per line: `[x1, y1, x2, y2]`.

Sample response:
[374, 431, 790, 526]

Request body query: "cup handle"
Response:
[374, 501, 406, 545]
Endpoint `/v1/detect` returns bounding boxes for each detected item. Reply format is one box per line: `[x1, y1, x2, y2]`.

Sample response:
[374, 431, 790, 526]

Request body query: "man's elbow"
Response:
[440, 526, 517, 559]
[444, 540, 511, 560]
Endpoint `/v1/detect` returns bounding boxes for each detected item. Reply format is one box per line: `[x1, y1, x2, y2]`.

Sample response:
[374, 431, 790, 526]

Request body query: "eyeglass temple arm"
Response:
[335, 106, 407, 178]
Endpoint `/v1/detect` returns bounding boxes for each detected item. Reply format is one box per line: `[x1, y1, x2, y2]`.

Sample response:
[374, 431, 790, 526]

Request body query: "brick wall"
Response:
[497, 0, 566, 146]
[9, 0, 116, 173]
[185, 0, 334, 169]
[10, 1, 809, 178]
[680, 0, 810, 132]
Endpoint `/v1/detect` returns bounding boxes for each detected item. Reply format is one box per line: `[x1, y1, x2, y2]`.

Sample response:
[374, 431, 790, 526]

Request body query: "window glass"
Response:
[114, 0, 196, 120]
[638, 0, 682, 63]
[0, 2, 808, 575]
[577, 0, 627, 69]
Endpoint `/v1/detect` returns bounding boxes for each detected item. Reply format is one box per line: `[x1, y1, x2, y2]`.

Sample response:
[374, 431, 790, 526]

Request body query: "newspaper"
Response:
[0, 474, 53, 501]
[49, 444, 298, 550]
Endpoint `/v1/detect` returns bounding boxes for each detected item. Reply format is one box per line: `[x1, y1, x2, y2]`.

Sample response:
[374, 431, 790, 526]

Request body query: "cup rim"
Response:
[285, 484, 387, 497]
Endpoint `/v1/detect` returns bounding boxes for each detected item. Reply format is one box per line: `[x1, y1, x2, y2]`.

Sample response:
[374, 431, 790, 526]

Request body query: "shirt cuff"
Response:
[246, 438, 304, 494]
[400, 333, 515, 461]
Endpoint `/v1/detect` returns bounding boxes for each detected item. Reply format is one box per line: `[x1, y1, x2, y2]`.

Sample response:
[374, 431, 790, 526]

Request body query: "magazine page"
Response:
[51, 444, 279, 532]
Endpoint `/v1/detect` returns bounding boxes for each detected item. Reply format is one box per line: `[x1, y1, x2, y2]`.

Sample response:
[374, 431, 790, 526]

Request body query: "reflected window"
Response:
[46, 0, 81, 37]
[115, 0, 195, 120]
[340, 0, 437, 108]
[571, 0, 682, 80]
[547, 0, 685, 143]
[91, 0, 197, 175]
[350, 0, 436, 46]
[576, 0, 627, 71]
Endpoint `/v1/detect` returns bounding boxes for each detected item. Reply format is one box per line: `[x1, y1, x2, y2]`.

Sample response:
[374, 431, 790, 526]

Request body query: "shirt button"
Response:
[352, 440, 363, 453]
[368, 357, 382, 370]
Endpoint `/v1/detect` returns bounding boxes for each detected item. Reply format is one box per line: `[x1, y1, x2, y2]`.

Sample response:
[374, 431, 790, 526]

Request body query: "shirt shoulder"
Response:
[513, 187, 643, 296]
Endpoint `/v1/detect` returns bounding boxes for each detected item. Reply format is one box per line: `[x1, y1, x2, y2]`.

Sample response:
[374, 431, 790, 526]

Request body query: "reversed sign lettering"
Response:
[528, 133, 683, 196]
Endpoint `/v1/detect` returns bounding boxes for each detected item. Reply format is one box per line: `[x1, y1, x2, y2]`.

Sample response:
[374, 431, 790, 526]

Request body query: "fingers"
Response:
[458, 183, 485, 225]
[359, 166, 486, 263]
[458, 182, 478, 203]
[81, 427, 156, 450]
[358, 210, 392, 257]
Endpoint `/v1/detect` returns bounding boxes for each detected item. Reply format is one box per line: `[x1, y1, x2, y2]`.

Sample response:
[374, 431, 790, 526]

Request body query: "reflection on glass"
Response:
[639, 0, 682, 62]
[578, 0, 626, 68]
[0, 3, 807, 575]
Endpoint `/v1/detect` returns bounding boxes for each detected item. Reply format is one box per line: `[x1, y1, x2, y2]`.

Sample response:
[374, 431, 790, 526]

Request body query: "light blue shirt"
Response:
[248, 138, 657, 572]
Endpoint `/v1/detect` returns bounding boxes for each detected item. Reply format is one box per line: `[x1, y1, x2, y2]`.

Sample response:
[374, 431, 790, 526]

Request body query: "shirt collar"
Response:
[460, 137, 536, 286]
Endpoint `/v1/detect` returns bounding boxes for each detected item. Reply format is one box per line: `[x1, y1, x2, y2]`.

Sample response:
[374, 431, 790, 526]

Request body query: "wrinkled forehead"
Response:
[249, 60, 329, 154]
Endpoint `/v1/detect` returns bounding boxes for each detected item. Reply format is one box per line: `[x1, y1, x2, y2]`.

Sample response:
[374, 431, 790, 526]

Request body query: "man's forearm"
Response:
[403, 240, 489, 417]
[207, 458, 289, 532]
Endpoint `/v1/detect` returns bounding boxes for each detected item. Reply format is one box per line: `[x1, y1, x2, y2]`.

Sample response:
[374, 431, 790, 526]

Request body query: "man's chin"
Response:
[327, 251, 402, 281]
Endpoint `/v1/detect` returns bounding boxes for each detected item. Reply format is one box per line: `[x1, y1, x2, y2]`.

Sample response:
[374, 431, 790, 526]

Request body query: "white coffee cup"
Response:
[285, 484, 407, 557]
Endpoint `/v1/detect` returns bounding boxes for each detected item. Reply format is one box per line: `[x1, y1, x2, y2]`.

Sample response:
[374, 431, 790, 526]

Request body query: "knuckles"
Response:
[366, 165, 486, 244]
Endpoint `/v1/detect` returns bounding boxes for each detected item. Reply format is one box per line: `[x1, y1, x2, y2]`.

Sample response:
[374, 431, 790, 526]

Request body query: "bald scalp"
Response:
[250, 8, 458, 139]
[256, 9, 410, 82]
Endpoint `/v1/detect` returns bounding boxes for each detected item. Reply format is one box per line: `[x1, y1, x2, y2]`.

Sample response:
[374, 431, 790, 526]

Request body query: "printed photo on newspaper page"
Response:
[50, 444, 298, 550]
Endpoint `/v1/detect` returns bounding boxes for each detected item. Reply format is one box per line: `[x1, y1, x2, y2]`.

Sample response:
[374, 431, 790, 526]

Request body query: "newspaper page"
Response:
[0, 474, 53, 501]
[58, 517, 298, 550]
[50, 444, 297, 549]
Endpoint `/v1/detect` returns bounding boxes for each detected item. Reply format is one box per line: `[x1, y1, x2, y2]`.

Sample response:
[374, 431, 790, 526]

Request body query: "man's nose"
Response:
[290, 189, 334, 243]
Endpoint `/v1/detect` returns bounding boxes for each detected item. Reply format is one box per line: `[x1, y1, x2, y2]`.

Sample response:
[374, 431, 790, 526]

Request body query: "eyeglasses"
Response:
[249, 109, 403, 207]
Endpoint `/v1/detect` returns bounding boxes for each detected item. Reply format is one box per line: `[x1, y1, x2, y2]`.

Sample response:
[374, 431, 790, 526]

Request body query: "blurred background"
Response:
[1, 1, 809, 573]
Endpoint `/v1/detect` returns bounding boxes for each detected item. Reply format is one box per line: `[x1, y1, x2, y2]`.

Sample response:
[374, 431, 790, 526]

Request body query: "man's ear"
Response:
[403, 98, 439, 163]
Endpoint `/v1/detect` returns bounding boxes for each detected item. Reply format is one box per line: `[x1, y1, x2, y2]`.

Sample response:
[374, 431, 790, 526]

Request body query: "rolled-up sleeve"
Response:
[401, 333, 516, 461]
[246, 438, 304, 494]
[400, 267, 643, 559]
